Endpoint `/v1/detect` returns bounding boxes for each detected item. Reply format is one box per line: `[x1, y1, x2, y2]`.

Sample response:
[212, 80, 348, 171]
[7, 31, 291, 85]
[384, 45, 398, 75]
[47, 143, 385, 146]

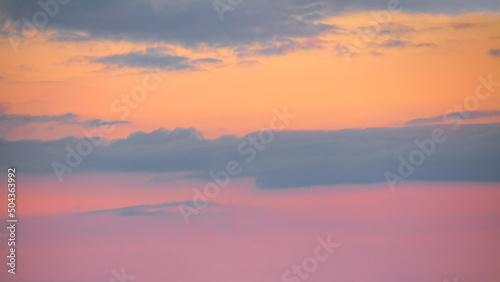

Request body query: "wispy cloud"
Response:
[0, 113, 129, 129]
[377, 39, 436, 48]
[237, 38, 326, 57]
[406, 110, 500, 125]
[79, 201, 219, 217]
[451, 22, 478, 29]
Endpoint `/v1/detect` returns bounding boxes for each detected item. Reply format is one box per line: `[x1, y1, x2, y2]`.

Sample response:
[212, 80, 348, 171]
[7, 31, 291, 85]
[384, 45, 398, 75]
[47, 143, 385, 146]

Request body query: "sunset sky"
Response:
[0, 0, 500, 281]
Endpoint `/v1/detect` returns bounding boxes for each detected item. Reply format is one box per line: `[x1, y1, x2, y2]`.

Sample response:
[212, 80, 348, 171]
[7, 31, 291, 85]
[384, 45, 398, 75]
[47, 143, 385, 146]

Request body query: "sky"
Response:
[0, 0, 499, 281]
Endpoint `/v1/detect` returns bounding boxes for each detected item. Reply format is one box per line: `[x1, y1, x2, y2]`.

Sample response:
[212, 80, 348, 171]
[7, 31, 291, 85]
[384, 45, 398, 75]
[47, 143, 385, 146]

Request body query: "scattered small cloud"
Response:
[489, 49, 500, 57]
[451, 22, 478, 29]
[379, 22, 415, 36]
[237, 38, 325, 57]
[369, 51, 384, 57]
[378, 39, 436, 48]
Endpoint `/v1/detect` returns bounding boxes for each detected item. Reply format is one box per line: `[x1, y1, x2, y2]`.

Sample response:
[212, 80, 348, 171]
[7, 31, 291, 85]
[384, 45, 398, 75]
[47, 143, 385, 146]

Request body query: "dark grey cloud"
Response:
[490, 49, 500, 57]
[0, 0, 338, 48]
[1, 124, 499, 188]
[0, 112, 129, 129]
[79, 200, 219, 217]
[1, 0, 497, 56]
[406, 110, 500, 125]
[4, 0, 496, 50]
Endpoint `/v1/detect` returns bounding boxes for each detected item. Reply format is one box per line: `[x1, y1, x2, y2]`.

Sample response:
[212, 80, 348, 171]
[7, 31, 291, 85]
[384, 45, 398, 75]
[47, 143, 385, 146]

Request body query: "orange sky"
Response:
[1, 12, 499, 140]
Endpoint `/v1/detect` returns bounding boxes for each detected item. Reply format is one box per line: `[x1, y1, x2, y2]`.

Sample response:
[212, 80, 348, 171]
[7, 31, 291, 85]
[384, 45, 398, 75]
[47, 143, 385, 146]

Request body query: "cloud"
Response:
[0, 0, 337, 48]
[190, 58, 224, 64]
[49, 30, 93, 42]
[81, 119, 130, 128]
[237, 38, 325, 57]
[78, 200, 219, 217]
[91, 49, 191, 70]
[1, 124, 500, 188]
[377, 22, 415, 37]
[0, 113, 78, 127]
[451, 22, 478, 29]
[489, 49, 500, 57]
[0, 112, 129, 129]
[377, 39, 435, 48]
[369, 51, 384, 56]
[406, 110, 500, 125]
[89, 48, 224, 71]
[237, 60, 260, 67]
[2, 0, 496, 57]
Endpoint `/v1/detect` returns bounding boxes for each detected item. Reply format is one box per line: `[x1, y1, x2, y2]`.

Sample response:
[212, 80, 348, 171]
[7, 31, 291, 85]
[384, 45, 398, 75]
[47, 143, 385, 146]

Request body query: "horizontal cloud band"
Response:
[1, 124, 499, 188]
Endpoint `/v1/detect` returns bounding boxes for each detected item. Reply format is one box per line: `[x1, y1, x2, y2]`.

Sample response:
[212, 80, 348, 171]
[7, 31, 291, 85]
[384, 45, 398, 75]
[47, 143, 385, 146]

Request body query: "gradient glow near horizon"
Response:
[0, 0, 500, 281]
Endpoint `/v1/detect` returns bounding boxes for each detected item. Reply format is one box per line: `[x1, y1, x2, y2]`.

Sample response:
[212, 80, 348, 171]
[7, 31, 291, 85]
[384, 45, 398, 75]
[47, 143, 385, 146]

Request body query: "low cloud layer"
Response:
[1, 124, 499, 188]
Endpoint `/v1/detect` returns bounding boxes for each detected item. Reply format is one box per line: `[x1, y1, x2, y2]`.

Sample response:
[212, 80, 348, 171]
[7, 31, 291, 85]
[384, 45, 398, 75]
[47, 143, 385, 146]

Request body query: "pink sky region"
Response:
[1, 0, 500, 281]
[1, 181, 500, 281]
